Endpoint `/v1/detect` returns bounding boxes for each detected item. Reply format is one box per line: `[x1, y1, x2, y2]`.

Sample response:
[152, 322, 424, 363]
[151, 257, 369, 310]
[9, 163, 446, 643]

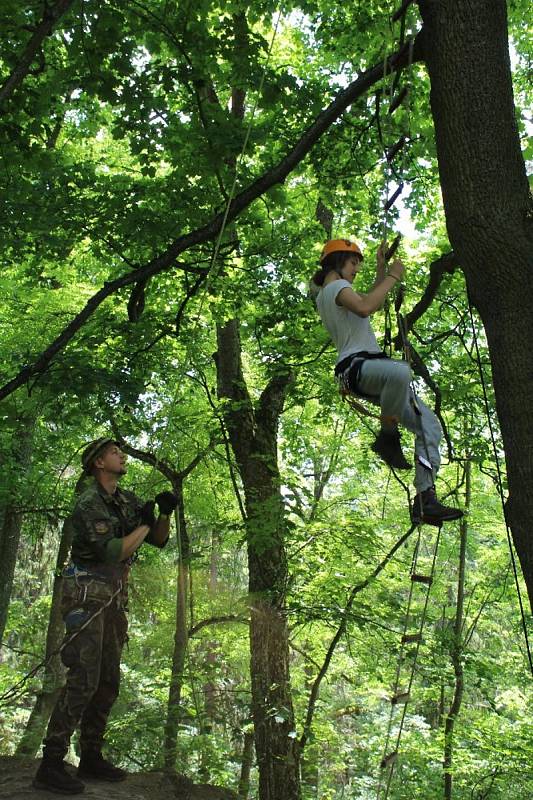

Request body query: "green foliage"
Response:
[1, 1, 532, 798]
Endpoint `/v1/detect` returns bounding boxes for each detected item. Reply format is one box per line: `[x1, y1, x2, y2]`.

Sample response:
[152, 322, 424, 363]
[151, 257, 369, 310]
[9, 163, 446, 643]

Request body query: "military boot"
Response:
[411, 487, 464, 526]
[33, 757, 85, 794]
[77, 751, 127, 782]
[371, 428, 412, 470]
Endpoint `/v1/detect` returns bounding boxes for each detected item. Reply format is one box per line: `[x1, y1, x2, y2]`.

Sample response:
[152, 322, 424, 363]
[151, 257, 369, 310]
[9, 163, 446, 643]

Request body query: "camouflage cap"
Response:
[81, 437, 120, 473]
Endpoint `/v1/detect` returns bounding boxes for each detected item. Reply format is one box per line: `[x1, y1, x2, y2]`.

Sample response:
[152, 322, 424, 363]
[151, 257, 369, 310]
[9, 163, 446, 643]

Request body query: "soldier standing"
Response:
[33, 437, 177, 794]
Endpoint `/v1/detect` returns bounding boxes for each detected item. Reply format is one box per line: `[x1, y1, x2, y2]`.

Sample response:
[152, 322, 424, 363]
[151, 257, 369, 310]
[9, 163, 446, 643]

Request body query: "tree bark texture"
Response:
[237, 731, 255, 800]
[0, 420, 35, 645]
[16, 515, 75, 756]
[216, 320, 300, 800]
[419, 0, 533, 610]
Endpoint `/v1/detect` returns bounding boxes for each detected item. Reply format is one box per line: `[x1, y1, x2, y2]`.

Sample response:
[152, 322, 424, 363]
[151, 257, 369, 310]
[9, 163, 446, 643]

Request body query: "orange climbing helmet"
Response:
[320, 238, 364, 263]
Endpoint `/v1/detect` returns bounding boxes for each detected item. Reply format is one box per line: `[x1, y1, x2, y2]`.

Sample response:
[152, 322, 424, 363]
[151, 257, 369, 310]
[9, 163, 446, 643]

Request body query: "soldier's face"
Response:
[95, 444, 127, 475]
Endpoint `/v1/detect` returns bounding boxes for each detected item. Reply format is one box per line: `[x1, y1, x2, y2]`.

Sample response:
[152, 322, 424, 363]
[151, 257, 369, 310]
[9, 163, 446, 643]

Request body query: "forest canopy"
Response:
[1, 1, 532, 799]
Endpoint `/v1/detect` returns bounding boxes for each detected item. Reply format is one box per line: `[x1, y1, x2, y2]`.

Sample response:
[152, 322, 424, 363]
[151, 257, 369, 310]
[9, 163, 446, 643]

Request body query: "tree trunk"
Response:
[199, 530, 222, 782]
[443, 460, 470, 799]
[237, 731, 255, 800]
[300, 652, 319, 798]
[163, 482, 190, 770]
[216, 319, 300, 800]
[418, 0, 533, 611]
[16, 516, 75, 756]
[0, 419, 35, 645]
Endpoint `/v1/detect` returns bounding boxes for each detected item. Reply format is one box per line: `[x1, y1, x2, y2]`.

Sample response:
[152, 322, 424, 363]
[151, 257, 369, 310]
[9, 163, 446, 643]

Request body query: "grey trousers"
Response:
[357, 358, 441, 492]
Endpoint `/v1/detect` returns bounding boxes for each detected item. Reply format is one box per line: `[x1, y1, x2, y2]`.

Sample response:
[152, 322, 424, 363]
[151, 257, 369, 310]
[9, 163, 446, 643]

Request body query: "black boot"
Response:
[411, 488, 464, 526]
[77, 751, 127, 782]
[371, 428, 412, 470]
[33, 757, 85, 795]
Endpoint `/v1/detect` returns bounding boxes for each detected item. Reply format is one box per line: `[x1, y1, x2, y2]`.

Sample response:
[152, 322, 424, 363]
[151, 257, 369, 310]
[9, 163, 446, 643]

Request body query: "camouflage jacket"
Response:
[70, 478, 165, 569]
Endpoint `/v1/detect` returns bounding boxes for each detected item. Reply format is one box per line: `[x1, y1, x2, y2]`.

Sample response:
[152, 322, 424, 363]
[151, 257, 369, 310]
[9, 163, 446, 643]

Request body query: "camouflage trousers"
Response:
[43, 575, 128, 760]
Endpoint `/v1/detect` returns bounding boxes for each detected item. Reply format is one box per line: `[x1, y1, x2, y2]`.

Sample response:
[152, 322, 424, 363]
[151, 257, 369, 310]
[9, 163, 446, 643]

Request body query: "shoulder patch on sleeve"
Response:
[93, 520, 112, 535]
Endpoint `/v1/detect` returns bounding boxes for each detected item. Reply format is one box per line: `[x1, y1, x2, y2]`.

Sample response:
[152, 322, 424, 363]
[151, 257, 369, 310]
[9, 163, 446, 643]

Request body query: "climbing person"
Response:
[311, 238, 463, 526]
[33, 437, 178, 795]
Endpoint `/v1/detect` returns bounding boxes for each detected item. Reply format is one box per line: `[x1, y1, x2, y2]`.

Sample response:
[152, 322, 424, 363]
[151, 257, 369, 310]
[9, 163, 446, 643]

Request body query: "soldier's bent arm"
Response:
[150, 516, 170, 547]
[119, 524, 151, 561]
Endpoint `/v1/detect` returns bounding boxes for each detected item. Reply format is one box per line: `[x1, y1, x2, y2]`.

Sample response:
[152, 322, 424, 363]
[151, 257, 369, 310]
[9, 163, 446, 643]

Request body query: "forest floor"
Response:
[0, 757, 237, 800]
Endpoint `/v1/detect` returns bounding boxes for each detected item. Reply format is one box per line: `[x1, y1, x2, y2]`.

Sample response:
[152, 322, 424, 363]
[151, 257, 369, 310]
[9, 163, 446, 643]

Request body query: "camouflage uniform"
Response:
[43, 479, 166, 760]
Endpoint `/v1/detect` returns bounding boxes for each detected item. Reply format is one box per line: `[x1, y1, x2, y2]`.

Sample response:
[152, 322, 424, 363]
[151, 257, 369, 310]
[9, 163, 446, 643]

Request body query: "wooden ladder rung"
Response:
[401, 632, 422, 644]
[391, 691, 410, 705]
[380, 751, 398, 770]
[411, 573, 433, 585]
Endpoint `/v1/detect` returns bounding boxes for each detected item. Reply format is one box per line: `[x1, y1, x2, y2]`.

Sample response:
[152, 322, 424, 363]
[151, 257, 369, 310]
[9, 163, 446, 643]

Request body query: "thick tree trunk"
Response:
[0, 420, 35, 645]
[199, 531, 222, 782]
[216, 320, 300, 800]
[419, 0, 533, 610]
[163, 483, 190, 770]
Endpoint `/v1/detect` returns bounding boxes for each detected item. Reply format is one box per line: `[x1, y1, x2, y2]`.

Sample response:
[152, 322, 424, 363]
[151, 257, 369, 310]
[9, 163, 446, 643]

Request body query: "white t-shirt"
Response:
[316, 279, 381, 364]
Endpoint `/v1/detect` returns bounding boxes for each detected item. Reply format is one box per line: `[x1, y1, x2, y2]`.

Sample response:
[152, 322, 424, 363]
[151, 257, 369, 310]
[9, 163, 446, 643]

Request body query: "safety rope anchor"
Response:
[410, 573, 433, 586]
[380, 751, 398, 770]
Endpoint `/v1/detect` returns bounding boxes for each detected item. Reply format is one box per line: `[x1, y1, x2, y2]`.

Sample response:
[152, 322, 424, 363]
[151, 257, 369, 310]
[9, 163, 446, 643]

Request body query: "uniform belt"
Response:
[63, 561, 125, 583]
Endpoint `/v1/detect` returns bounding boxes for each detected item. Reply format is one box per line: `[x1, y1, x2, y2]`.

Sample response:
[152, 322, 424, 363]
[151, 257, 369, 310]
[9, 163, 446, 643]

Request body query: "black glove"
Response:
[140, 500, 156, 527]
[155, 491, 178, 515]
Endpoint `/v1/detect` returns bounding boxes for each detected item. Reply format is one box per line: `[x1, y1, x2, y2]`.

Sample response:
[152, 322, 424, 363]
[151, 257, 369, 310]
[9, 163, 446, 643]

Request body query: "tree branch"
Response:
[256, 370, 294, 439]
[0, 40, 416, 403]
[299, 522, 417, 752]
[109, 415, 216, 483]
[0, 0, 76, 106]
[188, 614, 249, 637]
[398, 251, 459, 338]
